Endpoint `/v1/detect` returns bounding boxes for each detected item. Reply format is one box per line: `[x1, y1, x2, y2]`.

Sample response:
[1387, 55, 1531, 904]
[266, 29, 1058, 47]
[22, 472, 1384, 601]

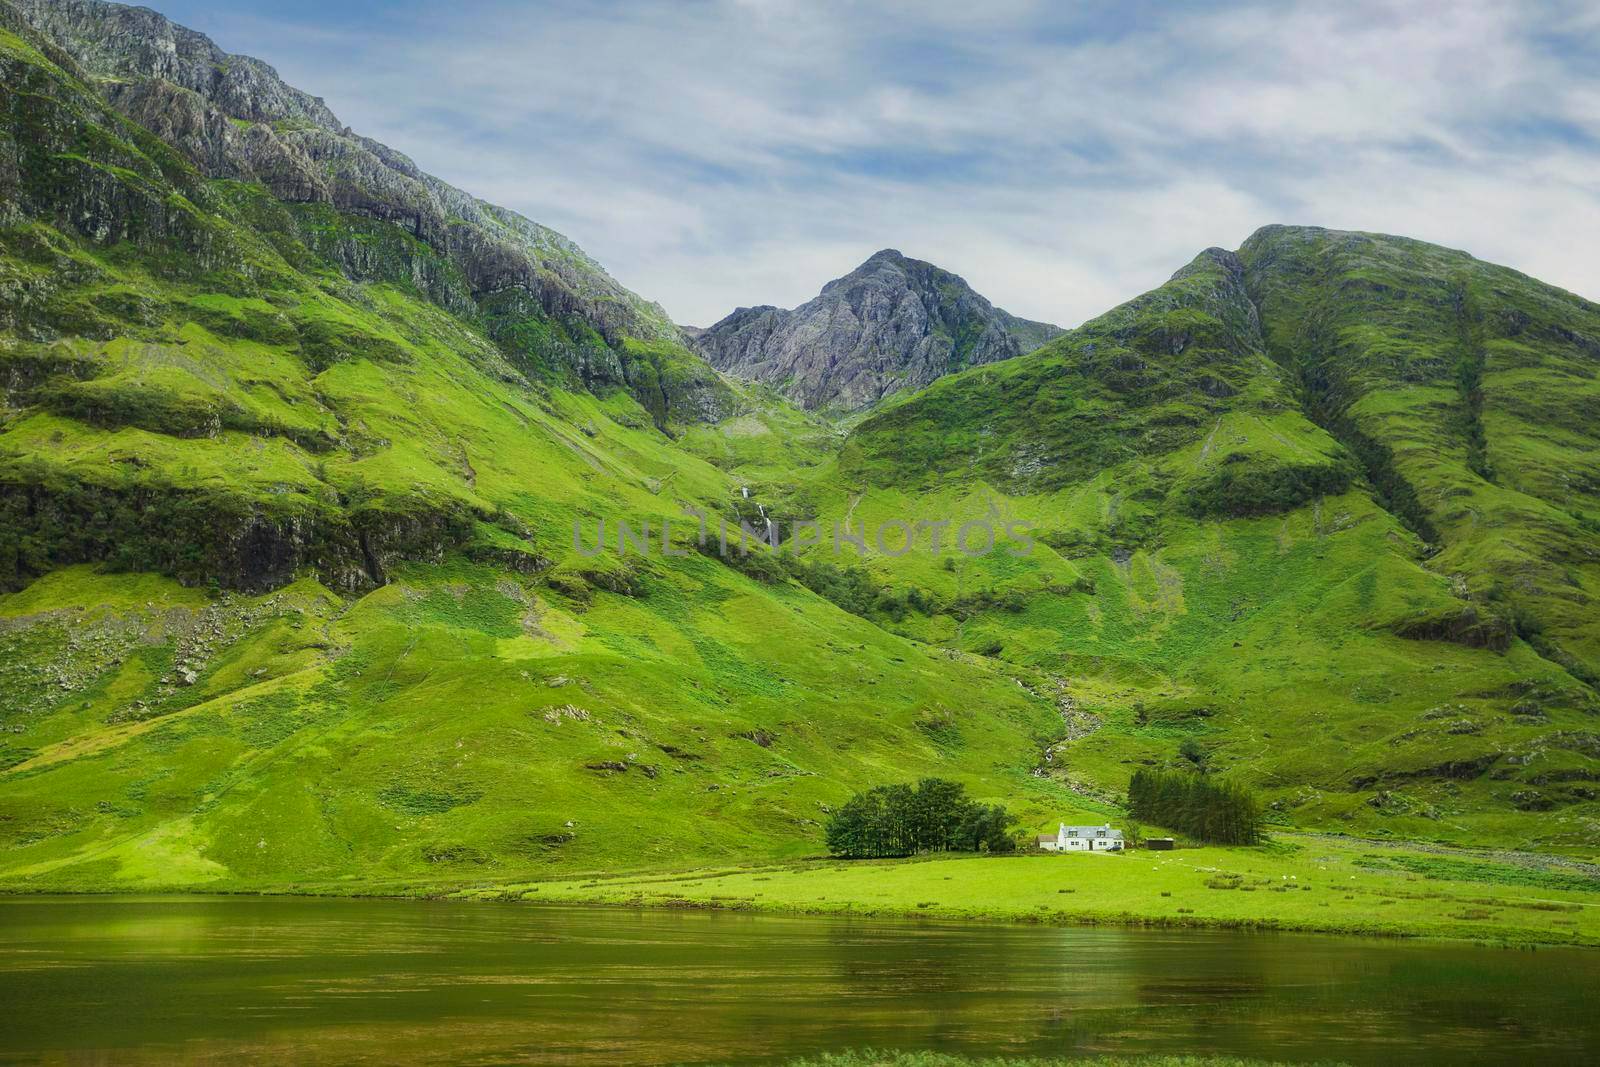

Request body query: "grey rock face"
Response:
[693, 249, 1061, 411]
[8, 0, 731, 428]
[13, 0, 677, 339]
[15, 0, 342, 128]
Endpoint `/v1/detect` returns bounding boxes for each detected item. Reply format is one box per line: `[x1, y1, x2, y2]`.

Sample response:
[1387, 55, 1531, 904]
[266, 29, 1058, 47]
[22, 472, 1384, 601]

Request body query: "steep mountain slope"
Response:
[752, 236, 1600, 846]
[0, 0, 739, 595]
[693, 249, 1062, 412]
[0, 0, 1076, 888]
[6, 0, 728, 428]
[1237, 225, 1600, 685]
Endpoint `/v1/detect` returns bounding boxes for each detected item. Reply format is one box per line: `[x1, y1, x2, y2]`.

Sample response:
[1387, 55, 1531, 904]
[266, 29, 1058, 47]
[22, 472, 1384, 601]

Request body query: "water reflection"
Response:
[0, 897, 1594, 1065]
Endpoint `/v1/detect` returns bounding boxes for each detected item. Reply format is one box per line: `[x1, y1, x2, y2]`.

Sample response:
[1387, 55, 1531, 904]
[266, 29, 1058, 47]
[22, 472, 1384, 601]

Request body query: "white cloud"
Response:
[161, 0, 1600, 325]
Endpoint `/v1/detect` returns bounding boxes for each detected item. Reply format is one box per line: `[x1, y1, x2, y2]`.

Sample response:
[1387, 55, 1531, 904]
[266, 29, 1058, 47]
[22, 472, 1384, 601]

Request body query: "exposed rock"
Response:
[1349, 752, 1502, 789]
[1551, 732, 1600, 759]
[1391, 605, 1512, 652]
[14, 0, 340, 127]
[733, 728, 776, 748]
[6, 0, 729, 427]
[693, 249, 1061, 411]
[0, 475, 514, 594]
[1511, 789, 1556, 811]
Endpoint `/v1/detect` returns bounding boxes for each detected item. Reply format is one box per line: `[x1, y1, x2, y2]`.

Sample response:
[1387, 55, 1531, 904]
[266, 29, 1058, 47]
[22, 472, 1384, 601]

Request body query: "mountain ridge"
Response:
[5, 0, 730, 426]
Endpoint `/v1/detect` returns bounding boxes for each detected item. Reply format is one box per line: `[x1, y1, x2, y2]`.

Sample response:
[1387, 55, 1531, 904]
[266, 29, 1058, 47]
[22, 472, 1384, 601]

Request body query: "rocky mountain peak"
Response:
[14, 0, 343, 130]
[693, 250, 1062, 412]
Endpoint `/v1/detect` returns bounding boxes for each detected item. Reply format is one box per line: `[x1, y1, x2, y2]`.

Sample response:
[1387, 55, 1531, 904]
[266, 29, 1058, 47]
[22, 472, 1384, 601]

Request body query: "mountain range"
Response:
[0, 0, 1596, 891]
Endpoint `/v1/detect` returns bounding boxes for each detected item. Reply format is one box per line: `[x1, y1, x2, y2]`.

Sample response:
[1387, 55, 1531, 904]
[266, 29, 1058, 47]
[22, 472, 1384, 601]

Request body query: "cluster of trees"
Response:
[825, 778, 1018, 858]
[1126, 770, 1262, 845]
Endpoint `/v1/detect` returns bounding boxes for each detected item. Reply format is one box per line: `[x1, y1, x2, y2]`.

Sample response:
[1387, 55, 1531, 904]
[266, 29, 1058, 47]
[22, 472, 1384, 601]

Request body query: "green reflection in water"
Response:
[0, 896, 1594, 1065]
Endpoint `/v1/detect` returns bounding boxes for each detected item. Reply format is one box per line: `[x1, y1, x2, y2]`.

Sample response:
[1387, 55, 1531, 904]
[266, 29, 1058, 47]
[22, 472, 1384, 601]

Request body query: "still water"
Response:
[0, 896, 1595, 1065]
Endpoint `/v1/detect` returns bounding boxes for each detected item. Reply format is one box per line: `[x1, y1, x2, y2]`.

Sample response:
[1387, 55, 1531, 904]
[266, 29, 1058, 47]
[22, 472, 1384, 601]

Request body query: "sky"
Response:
[153, 0, 1600, 328]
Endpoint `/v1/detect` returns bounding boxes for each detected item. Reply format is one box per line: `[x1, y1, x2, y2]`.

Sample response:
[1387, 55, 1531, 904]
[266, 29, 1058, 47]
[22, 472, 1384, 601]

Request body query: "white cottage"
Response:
[1036, 823, 1124, 852]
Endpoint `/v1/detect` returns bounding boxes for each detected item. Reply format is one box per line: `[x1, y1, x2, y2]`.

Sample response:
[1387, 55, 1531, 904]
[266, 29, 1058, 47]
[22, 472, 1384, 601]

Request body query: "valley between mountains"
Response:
[0, 0, 1597, 916]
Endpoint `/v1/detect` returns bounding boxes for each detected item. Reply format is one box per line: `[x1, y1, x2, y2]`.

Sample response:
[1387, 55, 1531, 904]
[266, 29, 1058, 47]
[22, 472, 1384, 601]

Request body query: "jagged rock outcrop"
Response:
[5, 0, 730, 425]
[693, 249, 1061, 411]
[13, 0, 341, 126]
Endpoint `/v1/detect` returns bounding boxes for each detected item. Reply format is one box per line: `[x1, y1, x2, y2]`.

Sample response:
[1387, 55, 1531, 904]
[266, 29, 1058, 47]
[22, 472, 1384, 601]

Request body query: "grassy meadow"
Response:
[472, 834, 1600, 947]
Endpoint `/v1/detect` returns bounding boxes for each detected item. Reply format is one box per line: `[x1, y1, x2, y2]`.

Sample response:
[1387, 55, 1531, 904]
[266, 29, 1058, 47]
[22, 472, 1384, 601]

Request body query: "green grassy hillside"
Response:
[0, 9, 1083, 888]
[765, 241, 1600, 850]
[1238, 225, 1600, 683]
[0, 0, 1595, 896]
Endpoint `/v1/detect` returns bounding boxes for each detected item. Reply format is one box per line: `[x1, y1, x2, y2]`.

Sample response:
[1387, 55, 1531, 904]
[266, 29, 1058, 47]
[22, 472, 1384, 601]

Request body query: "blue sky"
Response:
[154, 0, 1600, 327]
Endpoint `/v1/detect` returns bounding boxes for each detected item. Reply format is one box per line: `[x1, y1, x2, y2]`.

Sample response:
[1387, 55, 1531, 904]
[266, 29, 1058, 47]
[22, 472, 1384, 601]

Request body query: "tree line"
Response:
[1126, 769, 1262, 845]
[825, 778, 1018, 858]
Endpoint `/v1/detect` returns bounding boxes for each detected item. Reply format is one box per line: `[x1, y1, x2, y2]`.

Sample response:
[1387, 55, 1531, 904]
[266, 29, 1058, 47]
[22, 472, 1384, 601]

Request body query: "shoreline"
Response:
[464, 885, 1599, 949]
[0, 881, 1591, 949]
[464, 840, 1600, 948]
[7, 839, 1595, 949]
